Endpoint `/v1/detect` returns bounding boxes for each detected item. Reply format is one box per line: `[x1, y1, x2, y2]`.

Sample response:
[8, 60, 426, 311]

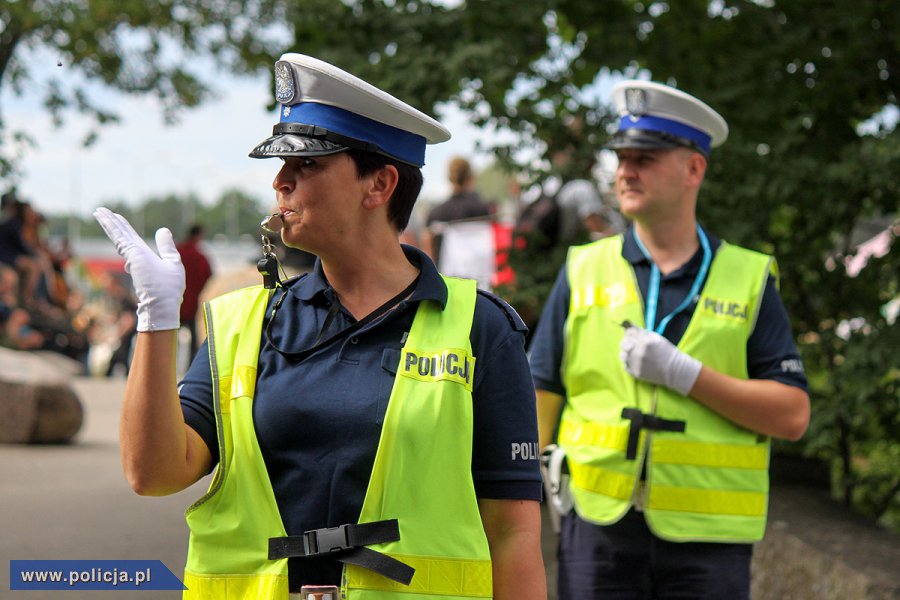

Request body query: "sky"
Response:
[2, 62, 505, 219]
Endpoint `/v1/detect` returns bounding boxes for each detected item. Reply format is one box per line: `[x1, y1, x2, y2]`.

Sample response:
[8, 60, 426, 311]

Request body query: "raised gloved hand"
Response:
[94, 207, 185, 332]
[620, 325, 702, 396]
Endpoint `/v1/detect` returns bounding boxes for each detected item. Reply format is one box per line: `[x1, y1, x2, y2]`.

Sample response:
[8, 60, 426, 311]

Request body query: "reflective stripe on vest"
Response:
[560, 236, 775, 543]
[183, 278, 491, 599]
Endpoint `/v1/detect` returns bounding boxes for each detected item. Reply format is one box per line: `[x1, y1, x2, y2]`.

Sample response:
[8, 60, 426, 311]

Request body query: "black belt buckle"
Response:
[621, 408, 686, 461]
[304, 524, 350, 556]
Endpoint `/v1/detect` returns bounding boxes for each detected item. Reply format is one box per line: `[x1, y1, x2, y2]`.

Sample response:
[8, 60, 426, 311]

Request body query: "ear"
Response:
[685, 152, 707, 188]
[362, 164, 400, 210]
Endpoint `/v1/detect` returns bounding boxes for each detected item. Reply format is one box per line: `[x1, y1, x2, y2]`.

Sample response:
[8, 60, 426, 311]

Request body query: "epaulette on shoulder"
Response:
[476, 289, 528, 333]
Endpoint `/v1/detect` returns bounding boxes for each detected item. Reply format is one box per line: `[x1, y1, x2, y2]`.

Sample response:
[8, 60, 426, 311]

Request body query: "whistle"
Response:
[260, 213, 284, 235]
[258, 213, 283, 289]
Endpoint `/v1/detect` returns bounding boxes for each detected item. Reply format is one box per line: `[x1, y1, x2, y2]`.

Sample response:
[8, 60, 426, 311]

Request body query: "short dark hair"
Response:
[187, 224, 204, 238]
[346, 150, 423, 232]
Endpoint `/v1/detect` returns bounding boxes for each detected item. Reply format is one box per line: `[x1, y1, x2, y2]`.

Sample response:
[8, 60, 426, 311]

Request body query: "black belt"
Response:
[621, 408, 686, 460]
[269, 519, 414, 585]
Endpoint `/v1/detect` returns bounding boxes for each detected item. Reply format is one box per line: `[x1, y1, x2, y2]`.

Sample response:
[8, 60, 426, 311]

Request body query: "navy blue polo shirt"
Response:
[529, 225, 808, 396]
[179, 245, 542, 587]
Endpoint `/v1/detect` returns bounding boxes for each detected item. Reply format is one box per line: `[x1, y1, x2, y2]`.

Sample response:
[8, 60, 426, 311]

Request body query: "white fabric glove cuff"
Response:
[665, 351, 702, 396]
[135, 297, 182, 332]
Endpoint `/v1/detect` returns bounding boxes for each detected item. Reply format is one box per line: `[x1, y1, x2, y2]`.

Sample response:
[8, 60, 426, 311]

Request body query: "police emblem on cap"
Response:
[274, 61, 295, 104]
[624, 88, 648, 120]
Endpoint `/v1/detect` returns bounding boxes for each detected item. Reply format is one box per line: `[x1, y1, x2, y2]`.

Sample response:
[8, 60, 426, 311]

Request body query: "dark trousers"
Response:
[557, 509, 752, 599]
[106, 331, 135, 377]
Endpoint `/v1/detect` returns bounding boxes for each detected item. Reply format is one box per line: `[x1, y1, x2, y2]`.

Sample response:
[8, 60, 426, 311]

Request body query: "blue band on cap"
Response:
[281, 102, 426, 167]
[618, 115, 711, 154]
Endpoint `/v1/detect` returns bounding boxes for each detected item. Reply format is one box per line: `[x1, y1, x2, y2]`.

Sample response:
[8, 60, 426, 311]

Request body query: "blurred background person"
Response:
[21, 207, 71, 311]
[0, 191, 42, 304]
[557, 178, 625, 243]
[576, 189, 626, 241]
[425, 156, 495, 288]
[503, 140, 620, 342]
[0, 264, 44, 350]
[0, 191, 88, 367]
[424, 156, 491, 263]
[102, 272, 138, 377]
[176, 224, 213, 358]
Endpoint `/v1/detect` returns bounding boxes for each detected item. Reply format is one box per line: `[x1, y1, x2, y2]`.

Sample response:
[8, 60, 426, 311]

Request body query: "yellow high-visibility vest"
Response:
[560, 235, 776, 542]
[183, 277, 492, 599]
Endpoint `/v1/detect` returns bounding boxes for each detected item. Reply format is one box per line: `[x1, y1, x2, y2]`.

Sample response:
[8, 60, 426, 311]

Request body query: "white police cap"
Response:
[607, 80, 728, 156]
[250, 53, 450, 167]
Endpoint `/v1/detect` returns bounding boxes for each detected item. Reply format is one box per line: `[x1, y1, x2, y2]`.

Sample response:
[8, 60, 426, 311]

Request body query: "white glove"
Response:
[620, 326, 702, 396]
[93, 207, 185, 332]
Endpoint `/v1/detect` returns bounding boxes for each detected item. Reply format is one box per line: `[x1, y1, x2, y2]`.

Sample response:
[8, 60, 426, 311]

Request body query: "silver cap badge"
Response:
[274, 61, 295, 104]
[624, 88, 648, 121]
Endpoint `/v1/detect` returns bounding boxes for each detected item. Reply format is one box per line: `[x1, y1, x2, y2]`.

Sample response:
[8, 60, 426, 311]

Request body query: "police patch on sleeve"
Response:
[477, 290, 528, 333]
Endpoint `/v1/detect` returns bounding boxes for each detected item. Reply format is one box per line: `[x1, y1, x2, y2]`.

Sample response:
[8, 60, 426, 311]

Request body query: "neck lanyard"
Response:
[632, 224, 711, 335]
[266, 275, 419, 362]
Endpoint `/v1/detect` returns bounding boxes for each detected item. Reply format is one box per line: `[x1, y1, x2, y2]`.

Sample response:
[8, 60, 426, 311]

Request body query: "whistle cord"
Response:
[265, 275, 419, 362]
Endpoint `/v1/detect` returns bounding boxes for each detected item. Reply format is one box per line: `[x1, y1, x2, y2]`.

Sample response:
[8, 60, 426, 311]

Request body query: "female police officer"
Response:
[94, 53, 545, 599]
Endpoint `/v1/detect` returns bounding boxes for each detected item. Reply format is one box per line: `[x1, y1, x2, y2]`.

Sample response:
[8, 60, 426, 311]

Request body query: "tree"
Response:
[283, 0, 899, 527]
[0, 0, 281, 178]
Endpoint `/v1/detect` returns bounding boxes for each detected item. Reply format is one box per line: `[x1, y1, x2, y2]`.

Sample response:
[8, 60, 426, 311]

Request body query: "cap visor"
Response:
[605, 130, 684, 151]
[249, 133, 347, 159]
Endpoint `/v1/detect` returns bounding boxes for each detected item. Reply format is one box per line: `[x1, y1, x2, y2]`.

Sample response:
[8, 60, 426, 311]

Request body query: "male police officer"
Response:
[530, 80, 810, 598]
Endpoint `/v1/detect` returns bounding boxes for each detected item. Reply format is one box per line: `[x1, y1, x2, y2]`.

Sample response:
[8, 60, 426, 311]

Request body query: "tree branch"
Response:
[0, 12, 25, 91]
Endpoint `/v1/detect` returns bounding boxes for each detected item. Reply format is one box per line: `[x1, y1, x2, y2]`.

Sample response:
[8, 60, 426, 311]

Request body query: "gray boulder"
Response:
[0, 347, 83, 443]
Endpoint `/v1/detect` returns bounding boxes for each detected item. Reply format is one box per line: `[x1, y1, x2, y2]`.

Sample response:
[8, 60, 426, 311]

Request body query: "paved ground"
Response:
[0, 378, 205, 600]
